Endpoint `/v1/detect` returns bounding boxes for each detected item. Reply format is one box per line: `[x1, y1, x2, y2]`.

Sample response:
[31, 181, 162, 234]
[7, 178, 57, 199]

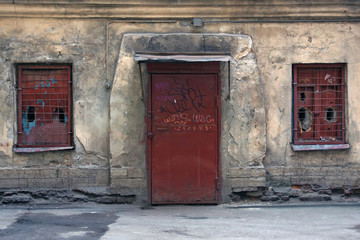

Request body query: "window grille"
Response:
[293, 64, 345, 145]
[17, 65, 72, 147]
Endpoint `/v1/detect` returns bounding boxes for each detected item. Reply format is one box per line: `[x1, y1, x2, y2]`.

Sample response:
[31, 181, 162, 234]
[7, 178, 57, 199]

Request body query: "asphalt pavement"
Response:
[0, 203, 359, 240]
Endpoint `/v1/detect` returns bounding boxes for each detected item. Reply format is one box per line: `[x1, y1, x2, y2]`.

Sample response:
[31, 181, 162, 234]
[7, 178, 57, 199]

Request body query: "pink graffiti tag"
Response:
[174, 125, 212, 132]
[192, 114, 215, 123]
[163, 113, 191, 125]
[324, 74, 336, 84]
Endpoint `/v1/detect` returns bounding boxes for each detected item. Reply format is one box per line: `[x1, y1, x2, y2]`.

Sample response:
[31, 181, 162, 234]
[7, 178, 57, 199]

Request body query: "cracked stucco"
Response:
[1, 17, 360, 201]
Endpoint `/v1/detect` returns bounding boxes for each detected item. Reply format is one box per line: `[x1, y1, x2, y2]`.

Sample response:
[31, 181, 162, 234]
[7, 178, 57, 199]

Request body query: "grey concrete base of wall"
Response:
[229, 185, 360, 204]
[1, 185, 359, 205]
[0, 167, 136, 204]
[0, 187, 136, 204]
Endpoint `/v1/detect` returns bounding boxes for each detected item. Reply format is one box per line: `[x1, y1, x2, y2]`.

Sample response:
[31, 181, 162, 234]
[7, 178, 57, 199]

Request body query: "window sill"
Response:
[292, 144, 349, 152]
[13, 146, 74, 153]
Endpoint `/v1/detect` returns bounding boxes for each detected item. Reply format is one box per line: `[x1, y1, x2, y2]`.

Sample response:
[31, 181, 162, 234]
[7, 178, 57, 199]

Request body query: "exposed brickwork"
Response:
[0, 167, 109, 189]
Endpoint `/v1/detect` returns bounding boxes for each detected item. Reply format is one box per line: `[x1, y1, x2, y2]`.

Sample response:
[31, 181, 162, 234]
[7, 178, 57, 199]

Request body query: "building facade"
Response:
[0, 0, 359, 204]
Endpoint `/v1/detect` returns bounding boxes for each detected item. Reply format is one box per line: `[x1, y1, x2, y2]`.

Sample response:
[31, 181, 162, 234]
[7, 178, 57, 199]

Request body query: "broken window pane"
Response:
[298, 108, 312, 132]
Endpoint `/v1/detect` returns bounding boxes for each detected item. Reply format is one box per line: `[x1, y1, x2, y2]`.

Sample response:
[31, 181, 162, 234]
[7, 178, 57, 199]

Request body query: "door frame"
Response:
[146, 62, 222, 204]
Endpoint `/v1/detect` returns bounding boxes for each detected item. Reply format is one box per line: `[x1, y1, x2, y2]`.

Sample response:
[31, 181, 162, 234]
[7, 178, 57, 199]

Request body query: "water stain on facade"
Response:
[0, 0, 359, 204]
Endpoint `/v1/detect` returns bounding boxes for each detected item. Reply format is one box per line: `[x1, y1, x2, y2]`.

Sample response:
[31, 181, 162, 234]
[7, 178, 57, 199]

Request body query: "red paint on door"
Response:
[147, 62, 220, 204]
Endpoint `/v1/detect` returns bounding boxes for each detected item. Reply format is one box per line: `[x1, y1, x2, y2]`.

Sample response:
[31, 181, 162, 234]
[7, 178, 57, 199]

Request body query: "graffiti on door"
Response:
[162, 113, 215, 131]
[155, 78, 216, 132]
[158, 79, 206, 114]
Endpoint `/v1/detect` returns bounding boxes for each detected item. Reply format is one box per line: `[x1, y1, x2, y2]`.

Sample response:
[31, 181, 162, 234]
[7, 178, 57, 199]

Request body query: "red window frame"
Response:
[293, 64, 345, 145]
[16, 65, 73, 148]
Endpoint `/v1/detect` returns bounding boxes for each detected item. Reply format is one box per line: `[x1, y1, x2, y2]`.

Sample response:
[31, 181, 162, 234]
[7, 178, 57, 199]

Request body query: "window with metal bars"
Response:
[16, 65, 72, 149]
[293, 64, 345, 145]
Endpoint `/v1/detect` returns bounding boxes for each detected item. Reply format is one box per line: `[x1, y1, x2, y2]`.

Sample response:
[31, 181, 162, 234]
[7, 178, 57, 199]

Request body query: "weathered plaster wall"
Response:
[254, 23, 360, 188]
[0, 14, 359, 203]
[204, 22, 360, 188]
[0, 18, 110, 189]
[108, 21, 360, 202]
[1, 0, 358, 19]
[109, 32, 266, 202]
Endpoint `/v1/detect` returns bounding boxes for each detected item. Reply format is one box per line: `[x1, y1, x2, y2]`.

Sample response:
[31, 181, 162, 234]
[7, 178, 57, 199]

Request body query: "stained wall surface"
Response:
[0, 0, 359, 203]
[0, 18, 110, 190]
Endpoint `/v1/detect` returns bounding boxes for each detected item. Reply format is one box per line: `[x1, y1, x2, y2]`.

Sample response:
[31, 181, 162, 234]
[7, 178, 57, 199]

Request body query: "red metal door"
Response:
[149, 65, 220, 204]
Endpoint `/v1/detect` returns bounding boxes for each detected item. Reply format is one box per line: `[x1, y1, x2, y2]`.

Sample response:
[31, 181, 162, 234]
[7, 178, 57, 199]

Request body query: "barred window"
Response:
[16, 65, 72, 149]
[293, 64, 345, 145]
